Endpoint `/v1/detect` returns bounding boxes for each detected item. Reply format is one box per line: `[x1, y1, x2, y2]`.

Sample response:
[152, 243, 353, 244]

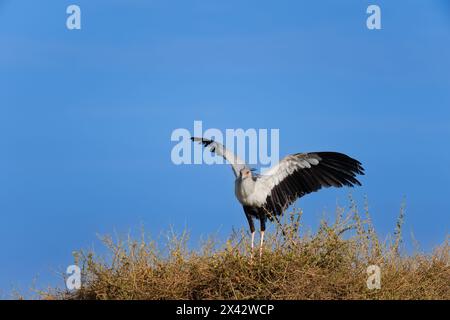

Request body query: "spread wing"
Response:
[256, 152, 365, 216]
[191, 137, 249, 177]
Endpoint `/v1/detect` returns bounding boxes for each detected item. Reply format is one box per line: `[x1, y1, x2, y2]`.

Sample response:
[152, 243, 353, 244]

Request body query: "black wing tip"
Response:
[346, 178, 363, 187]
[316, 151, 365, 175]
[191, 137, 214, 146]
[313, 152, 365, 188]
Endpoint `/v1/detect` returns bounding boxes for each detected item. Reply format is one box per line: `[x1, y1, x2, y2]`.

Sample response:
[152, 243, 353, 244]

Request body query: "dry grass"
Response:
[45, 199, 449, 300]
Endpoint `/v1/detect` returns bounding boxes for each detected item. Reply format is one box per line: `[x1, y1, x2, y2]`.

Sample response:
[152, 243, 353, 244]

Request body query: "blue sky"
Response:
[0, 0, 449, 295]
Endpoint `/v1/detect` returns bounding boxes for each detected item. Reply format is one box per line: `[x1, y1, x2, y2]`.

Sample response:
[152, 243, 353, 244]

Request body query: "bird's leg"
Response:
[244, 209, 255, 262]
[259, 230, 265, 260]
[251, 231, 255, 261]
[259, 216, 266, 260]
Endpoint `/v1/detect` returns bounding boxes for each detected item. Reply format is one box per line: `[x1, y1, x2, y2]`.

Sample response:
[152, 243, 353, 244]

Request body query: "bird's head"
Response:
[240, 168, 252, 179]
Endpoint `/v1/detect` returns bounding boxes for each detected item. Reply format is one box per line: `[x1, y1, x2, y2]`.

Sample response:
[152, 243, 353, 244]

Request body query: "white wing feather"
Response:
[191, 137, 248, 177]
[251, 154, 322, 205]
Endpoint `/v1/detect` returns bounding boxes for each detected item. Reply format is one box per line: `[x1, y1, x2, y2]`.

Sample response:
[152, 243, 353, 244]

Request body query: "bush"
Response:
[45, 200, 449, 300]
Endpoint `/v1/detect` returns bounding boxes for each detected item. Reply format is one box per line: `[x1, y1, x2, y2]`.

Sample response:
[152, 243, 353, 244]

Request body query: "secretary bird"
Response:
[191, 137, 364, 259]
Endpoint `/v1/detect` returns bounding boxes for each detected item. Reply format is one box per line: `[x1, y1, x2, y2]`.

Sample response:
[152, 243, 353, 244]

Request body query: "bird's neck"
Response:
[240, 176, 255, 191]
